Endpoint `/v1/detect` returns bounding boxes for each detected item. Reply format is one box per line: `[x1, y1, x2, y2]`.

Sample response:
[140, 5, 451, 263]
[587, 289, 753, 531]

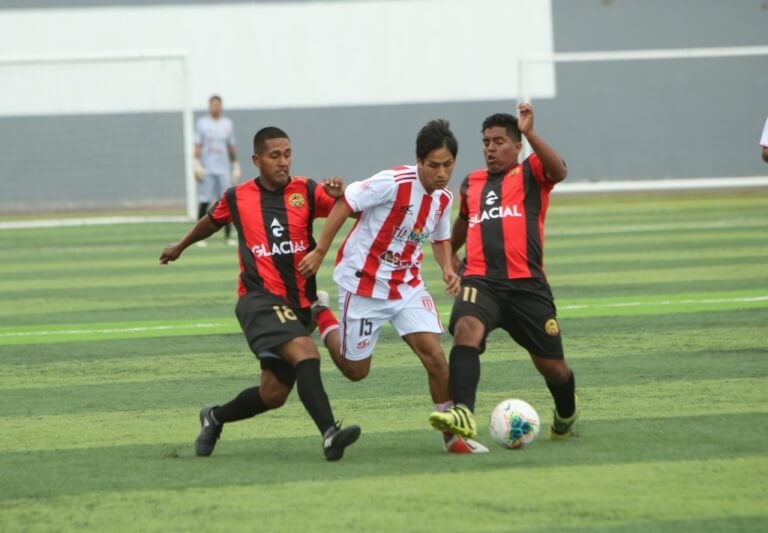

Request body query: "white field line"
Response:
[0, 215, 189, 230]
[0, 322, 225, 338]
[2, 177, 767, 230]
[553, 176, 768, 194]
[3, 296, 767, 339]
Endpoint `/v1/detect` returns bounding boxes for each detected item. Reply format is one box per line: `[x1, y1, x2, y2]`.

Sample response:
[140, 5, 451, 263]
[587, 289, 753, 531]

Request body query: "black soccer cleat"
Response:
[323, 422, 361, 461]
[195, 405, 223, 457]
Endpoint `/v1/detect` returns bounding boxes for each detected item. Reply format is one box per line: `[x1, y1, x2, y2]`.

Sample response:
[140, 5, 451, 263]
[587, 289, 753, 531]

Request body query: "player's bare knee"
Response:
[261, 387, 289, 408]
[341, 359, 370, 381]
[453, 317, 484, 346]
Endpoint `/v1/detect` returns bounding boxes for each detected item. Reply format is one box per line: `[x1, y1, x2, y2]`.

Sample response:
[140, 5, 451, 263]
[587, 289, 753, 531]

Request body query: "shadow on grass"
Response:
[1, 413, 765, 500]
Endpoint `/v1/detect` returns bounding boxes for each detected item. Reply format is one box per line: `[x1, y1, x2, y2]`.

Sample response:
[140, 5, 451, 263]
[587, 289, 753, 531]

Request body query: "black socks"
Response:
[295, 358, 335, 435]
[449, 345, 481, 412]
[213, 386, 270, 424]
[546, 371, 576, 418]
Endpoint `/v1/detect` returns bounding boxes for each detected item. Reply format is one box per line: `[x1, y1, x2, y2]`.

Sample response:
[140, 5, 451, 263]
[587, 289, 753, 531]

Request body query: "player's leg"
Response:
[429, 282, 500, 439]
[195, 361, 294, 457]
[213, 173, 235, 244]
[274, 336, 361, 460]
[502, 281, 577, 440]
[329, 289, 388, 381]
[235, 290, 360, 460]
[195, 175, 213, 247]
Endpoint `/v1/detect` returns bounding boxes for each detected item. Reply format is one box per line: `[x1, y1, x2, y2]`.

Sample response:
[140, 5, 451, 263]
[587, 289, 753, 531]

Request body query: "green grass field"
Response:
[1, 189, 767, 532]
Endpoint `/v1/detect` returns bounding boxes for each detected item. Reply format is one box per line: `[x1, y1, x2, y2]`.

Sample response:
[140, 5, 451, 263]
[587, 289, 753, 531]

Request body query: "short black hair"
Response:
[253, 126, 289, 154]
[482, 113, 521, 142]
[416, 119, 458, 161]
[209, 94, 222, 104]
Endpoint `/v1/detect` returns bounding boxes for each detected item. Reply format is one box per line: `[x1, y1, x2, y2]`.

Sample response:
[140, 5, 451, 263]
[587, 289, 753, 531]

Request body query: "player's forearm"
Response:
[314, 201, 353, 255]
[525, 131, 567, 182]
[432, 241, 454, 273]
[179, 216, 220, 248]
[450, 217, 468, 256]
[228, 146, 238, 162]
[194, 145, 202, 160]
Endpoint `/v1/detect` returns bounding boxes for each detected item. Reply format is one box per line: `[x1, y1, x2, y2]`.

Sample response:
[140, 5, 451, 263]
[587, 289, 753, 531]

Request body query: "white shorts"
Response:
[338, 287, 444, 361]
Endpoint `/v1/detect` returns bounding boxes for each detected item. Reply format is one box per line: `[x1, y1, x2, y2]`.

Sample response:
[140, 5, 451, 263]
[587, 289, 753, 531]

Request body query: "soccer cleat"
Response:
[549, 404, 579, 441]
[323, 422, 361, 461]
[194, 240, 208, 248]
[444, 434, 489, 454]
[195, 405, 223, 457]
[309, 290, 331, 333]
[429, 404, 477, 439]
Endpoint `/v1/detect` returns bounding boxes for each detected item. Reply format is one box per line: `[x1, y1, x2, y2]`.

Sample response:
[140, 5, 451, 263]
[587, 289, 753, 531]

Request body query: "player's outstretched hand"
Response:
[160, 243, 184, 264]
[518, 102, 534, 135]
[323, 177, 345, 199]
[443, 269, 461, 297]
[298, 249, 324, 278]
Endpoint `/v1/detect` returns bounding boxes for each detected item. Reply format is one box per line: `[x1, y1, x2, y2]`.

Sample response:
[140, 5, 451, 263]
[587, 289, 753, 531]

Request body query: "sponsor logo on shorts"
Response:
[544, 318, 560, 336]
[289, 193, 305, 208]
[356, 339, 369, 349]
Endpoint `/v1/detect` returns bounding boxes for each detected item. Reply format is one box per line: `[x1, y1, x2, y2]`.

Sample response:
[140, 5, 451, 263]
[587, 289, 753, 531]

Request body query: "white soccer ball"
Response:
[489, 399, 541, 449]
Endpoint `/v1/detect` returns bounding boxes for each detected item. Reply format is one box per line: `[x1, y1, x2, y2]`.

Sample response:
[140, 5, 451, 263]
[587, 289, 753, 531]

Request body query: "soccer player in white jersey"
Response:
[299, 120, 488, 453]
[194, 95, 241, 246]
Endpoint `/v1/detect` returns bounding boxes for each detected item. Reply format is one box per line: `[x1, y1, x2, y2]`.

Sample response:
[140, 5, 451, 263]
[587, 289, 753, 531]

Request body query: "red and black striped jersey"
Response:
[208, 177, 336, 308]
[459, 153, 555, 280]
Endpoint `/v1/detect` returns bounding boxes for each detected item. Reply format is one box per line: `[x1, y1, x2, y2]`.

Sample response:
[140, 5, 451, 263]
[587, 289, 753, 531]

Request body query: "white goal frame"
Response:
[517, 45, 768, 162]
[0, 50, 197, 219]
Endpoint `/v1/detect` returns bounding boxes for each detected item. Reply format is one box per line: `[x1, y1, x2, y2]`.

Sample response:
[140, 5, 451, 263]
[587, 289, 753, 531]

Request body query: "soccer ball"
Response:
[489, 399, 541, 449]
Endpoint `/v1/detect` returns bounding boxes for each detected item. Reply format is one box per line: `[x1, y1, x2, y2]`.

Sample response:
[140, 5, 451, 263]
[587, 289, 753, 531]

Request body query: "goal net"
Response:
[0, 52, 195, 217]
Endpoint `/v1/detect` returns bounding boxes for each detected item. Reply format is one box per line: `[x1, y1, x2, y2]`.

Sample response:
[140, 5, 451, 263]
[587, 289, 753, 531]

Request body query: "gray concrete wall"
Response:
[1, 0, 766, 212]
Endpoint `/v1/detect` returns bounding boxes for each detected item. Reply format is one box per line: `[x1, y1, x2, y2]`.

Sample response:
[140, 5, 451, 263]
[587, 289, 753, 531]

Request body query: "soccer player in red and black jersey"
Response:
[429, 103, 578, 441]
[160, 126, 360, 461]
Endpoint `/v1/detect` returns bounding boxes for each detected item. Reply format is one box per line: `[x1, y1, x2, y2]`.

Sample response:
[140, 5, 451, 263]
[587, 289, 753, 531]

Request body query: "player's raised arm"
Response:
[518, 103, 567, 183]
[159, 215, 220, 264]
[298, 199, 353, 278]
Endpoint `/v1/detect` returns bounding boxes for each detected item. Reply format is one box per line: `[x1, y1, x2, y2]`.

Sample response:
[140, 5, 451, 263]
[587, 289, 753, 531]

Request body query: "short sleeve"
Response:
[430, 192, 453, 243]
[527, 153, 556, 192]
[458, 176, 469, 221]
[344, 171, 396, 213]
[760, 117, 768, 147]
[207, 193, 232, 226]
[313, 182, 337, 218]
[194, 117, 203, 145]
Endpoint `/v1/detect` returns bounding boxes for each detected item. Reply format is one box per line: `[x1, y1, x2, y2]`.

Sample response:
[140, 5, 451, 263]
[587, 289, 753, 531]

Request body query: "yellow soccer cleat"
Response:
[429, 404, 477, 439]
[549, 403, 579, 441]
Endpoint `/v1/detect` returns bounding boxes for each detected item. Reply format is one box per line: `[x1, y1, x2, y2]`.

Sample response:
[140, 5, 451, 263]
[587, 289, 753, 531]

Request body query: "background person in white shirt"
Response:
[760, 116, 768, 163]
[194, 95, 241, 246]
[300, 120, 487, 454]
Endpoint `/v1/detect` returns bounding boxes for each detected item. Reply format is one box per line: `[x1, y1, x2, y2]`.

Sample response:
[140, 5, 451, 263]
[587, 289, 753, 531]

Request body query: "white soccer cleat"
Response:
[444, 434, 489, 454]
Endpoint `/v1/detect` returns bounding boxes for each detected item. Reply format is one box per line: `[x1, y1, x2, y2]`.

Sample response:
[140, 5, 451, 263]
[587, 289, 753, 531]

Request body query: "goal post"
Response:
[0, 50, 197, 218]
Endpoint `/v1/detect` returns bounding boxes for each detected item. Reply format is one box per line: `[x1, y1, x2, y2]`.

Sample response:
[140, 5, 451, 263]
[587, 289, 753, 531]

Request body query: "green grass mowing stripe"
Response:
[2, 293, 765, 345]
[1, 377, 764, 452]
[0, 458, 765, 532]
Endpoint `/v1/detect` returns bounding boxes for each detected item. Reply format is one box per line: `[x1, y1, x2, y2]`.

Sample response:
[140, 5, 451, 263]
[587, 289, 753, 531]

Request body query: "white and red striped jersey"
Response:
[334, 165, 453, 300]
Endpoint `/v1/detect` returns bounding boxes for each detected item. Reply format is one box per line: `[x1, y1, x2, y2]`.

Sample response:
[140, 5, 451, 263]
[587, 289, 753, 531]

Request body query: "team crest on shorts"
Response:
[544, 318, 560, 336]
[289, 193, 305, 208]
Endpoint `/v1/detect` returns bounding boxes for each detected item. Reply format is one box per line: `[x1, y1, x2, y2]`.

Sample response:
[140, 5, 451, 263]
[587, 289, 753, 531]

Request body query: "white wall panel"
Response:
[0, 0, 554, 115]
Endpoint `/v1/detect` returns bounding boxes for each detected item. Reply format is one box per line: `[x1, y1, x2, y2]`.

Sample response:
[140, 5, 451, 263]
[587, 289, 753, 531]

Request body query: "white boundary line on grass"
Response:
[0, 323, 225, 338]
[1, 177, 767, 230]
[2, 296, 766, 339]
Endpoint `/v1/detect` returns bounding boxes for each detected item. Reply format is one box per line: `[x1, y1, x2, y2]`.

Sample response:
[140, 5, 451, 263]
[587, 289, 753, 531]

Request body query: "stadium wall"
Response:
[0, 0, 766, 212]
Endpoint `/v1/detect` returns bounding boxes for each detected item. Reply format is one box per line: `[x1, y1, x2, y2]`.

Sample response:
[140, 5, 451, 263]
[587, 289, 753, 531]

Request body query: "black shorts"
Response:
[449, 277, 564, 359]
[235, 289, 312, 384]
